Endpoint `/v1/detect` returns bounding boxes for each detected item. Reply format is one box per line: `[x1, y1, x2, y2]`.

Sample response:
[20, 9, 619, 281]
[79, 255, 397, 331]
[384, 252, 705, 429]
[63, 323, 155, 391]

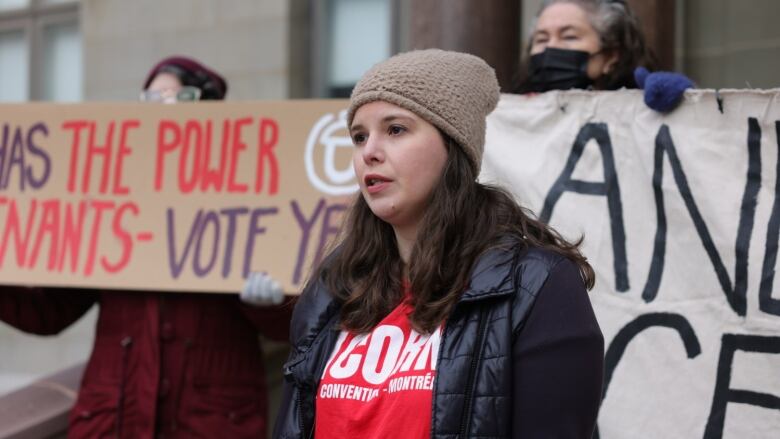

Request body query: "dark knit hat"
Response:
[347, 49, 500, 174]
[144, 56, 227, 100]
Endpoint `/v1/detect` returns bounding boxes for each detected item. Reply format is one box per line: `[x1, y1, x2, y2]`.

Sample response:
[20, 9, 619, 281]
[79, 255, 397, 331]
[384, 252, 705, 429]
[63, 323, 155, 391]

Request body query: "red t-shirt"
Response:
[315, 297, 442, 439]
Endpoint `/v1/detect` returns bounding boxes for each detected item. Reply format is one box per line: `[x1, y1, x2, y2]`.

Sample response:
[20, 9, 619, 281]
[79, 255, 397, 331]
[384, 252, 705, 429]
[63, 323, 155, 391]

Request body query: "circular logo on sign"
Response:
[305, 110, 359, 195]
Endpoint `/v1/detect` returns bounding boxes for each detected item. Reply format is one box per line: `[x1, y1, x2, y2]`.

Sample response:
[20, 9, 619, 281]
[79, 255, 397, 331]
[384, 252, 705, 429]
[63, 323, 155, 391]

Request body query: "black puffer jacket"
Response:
[273, 246, 603, 439]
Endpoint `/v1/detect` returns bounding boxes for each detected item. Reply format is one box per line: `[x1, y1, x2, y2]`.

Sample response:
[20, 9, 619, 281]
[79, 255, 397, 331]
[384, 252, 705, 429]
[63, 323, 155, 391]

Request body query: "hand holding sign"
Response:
[240, 271, 284, 306]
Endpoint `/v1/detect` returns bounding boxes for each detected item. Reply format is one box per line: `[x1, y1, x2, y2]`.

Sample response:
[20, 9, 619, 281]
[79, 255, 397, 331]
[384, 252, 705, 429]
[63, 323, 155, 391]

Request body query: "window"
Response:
[0, 0, 81, 102]
[0, 0, 29, 11]
[0, 28, 28, 101]
[312, 0, 399, 97]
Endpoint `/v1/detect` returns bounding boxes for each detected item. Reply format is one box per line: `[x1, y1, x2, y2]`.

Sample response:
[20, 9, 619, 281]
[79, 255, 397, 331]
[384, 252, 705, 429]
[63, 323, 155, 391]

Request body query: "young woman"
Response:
[516, 0, 691, 111]
[274, 49, 604, 439]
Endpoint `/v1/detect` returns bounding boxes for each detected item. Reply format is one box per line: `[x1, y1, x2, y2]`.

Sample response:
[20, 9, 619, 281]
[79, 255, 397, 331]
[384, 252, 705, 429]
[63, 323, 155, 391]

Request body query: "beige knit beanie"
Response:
[347, 49, 500, 174]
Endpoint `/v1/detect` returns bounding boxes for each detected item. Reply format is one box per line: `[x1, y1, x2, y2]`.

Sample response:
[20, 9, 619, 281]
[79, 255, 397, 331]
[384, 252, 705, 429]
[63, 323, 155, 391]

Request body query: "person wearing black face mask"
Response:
[515, 0, 693, 113]
[524, 47, 595, 92]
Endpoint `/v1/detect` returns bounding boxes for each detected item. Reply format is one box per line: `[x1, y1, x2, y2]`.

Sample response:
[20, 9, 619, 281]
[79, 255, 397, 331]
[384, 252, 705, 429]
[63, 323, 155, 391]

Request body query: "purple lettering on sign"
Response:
[241, 207, 279, 278]
[4, 127, 26, 191]
[26, 123, 51, 190]
[220, 206, 249, 278]
[193, 210, 220, 277]
[291, 199, 325, 285]
[315, 203, 347, 269]
[166, 208, 203, 278]
[0, 122, 52, 192]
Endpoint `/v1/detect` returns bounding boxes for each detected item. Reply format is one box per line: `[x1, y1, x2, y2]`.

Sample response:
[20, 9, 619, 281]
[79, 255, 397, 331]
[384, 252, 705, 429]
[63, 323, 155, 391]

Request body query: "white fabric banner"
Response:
[482, 90, 780, 439]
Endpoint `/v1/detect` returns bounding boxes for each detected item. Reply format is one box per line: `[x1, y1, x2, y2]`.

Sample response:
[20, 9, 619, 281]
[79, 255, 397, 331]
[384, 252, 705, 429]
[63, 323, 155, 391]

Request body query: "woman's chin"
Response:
[369, 208, 396, 225]
[367, 203, 401, 226]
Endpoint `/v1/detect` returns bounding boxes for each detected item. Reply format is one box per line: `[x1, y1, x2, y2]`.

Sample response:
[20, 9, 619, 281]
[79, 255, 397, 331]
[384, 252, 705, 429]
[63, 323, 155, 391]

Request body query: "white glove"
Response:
[240, 272, 284, 306]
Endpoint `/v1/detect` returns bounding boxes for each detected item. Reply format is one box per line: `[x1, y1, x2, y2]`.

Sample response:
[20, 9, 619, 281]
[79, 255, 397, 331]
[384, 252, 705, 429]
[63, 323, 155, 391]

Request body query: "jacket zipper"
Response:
[116, 335, 133, 439]
[295, 386, 316, 439]
[430, 320, 449, 439]
[457, 306, 488, 438]
[300, 314, 341, 438]
[295, 387, 304, 436]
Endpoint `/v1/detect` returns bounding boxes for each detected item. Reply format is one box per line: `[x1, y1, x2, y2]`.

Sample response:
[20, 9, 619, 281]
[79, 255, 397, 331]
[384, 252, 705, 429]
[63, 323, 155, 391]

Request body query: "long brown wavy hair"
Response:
[320, 136, 595, 334]
[514, 0, 658, 92]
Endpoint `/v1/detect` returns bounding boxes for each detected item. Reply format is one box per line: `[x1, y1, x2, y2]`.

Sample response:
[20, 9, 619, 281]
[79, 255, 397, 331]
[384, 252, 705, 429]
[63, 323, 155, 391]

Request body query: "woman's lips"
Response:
[364, 174, 391, 194]
[366, 181, 390, 194]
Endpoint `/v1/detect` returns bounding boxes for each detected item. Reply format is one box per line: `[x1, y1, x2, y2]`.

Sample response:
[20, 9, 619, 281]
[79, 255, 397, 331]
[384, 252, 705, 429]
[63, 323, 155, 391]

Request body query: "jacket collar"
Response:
[288, 276, 340, 354]
[292, 244, 521, 348]
[459, 245, 518, 302]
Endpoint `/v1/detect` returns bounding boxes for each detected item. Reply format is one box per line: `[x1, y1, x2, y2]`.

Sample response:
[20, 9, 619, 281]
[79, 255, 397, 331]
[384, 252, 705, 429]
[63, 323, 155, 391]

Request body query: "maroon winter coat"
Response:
[0, 287, 292, 439]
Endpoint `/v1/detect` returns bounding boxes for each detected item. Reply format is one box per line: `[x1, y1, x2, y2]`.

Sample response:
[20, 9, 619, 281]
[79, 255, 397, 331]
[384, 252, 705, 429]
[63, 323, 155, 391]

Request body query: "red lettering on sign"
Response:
[84, 121, 115, 193]
[0, 198, 37, 267]
[228, 117, 252, 193]
[155, 120, 181, 191]
[154, 118, 281, 194]
[27, 199, 60, 270]
[62, 119, 139, 195]
[83, 200, 114, 277]
[0, 197, 145, 276]
[179, 120, 203, 194]
[62, 120, 89, 193]
[200, 119, 229, 192]
[102, 202, 140, 273]
[113, 120, 139, 195]
[256, 118, 280, 194]
[58, 201, 88, 273]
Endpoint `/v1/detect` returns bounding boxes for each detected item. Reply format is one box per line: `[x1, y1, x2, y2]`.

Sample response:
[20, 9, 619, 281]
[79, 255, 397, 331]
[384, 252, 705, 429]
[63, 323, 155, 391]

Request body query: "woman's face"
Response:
[530, 2, 617, 80]
[351, 101, 448, 234]
[145, 72, 183, 103]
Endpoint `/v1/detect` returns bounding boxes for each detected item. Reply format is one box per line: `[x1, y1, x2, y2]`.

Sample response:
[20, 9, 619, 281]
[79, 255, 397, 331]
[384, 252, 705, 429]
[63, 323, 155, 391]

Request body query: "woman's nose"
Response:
[546, 37, 563, 49]
[361, 135, 384, 164]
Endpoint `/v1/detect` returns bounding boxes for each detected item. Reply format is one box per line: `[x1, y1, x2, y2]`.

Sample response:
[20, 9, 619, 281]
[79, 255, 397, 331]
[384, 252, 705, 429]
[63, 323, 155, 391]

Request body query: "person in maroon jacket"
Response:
[0, 56, 291, 439]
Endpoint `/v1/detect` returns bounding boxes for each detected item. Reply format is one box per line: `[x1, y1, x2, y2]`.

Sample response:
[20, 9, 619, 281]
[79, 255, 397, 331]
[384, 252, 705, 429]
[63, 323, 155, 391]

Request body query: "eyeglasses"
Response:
[139, 86, 202, 104]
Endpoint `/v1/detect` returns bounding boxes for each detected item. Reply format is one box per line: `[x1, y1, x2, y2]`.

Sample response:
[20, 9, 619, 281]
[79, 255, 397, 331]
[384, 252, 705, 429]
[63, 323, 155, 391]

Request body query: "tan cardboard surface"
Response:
[0, 100, 353, 294]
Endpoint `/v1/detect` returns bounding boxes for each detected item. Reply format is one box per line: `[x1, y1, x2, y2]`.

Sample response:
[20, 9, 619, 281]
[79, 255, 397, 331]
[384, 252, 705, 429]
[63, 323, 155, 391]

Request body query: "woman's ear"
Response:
[602, 50, 620, 74]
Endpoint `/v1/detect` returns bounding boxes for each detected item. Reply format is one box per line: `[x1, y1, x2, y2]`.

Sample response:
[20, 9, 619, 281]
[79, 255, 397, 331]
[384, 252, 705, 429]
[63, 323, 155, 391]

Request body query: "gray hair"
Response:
[531, 1, 633, 49]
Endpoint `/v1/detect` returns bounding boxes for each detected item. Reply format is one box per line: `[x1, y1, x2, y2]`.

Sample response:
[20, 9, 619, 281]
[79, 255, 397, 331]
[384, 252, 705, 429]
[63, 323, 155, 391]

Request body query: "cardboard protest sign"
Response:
[0, 100, 354, 293]
[482, 90, 780, 439]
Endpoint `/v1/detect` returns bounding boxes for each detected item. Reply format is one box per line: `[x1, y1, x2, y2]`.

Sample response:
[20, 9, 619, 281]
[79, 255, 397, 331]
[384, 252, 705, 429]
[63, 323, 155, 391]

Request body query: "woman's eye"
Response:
[532, 32, 549, 44]
[352, 133, 366, 144]
[388, 125, 405, 135]
[562, 34, 579, 41]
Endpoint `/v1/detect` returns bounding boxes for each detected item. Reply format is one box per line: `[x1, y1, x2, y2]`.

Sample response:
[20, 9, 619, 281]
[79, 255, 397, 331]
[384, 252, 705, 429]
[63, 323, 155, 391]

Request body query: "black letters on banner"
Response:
[642, 120, 761, 317]
[759, 121, 780, 316]
[703, 334, 780, 439]
[540, 123, 629, 291]
[594, 312, 701, 439]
